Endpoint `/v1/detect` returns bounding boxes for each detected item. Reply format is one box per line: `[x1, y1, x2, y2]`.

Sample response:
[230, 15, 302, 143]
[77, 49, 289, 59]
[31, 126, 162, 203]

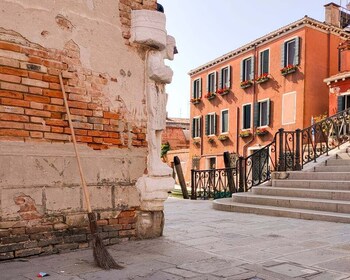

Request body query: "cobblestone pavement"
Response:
[1, 197, 350, 280]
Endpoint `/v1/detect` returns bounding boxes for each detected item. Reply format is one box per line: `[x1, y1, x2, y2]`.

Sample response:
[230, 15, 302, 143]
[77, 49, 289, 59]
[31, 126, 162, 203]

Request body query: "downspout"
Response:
[242, 44, 258, 157]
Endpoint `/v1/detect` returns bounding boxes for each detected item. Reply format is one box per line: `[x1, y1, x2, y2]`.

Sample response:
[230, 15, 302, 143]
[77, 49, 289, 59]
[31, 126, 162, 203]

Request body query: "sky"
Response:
[161, 0, 345, 119]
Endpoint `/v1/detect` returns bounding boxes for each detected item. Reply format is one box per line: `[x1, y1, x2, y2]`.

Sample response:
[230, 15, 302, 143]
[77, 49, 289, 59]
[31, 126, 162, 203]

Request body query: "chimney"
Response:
[325, 2, 341, 27]
[339, 40, 350, 72]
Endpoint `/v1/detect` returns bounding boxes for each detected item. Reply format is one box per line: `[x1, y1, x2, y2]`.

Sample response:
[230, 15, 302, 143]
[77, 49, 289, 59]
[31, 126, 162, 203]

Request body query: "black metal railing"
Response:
[191, 167, 236, 199]
[191, 108, 350, 199]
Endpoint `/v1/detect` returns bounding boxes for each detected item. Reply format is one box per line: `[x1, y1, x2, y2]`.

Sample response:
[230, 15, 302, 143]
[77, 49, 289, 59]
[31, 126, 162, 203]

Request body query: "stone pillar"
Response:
[131, 10, 176, 238]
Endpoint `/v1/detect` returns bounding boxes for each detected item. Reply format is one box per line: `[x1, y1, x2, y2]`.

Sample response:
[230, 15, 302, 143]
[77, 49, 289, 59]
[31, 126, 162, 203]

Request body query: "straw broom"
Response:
[59, 73, 123, 270]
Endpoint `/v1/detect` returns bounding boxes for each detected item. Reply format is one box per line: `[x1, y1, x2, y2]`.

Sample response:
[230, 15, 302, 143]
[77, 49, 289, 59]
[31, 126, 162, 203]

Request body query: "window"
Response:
[259, 49, 269, 75]
[205, 113, 217, 136]
[192, 78, 202, 99]
[254, 99, 270, 127]
[192, 116, 201, 138]
[281, 37, 300, 67]
[221, 109, 229, 134]
[242, 104, 252, 129]
[241, 56, 254, 81]
[337, 95, 350, 112]
[219, 66, 231, 89]
[207, 72, 216, 93]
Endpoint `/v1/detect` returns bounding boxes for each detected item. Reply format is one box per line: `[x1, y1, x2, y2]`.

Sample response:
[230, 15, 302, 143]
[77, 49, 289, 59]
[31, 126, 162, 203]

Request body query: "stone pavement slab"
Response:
[1, 198, 350, 279]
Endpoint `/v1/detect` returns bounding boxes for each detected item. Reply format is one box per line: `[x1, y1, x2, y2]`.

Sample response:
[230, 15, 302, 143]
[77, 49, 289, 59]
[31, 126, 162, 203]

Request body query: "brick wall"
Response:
[0, 39, 147, 150]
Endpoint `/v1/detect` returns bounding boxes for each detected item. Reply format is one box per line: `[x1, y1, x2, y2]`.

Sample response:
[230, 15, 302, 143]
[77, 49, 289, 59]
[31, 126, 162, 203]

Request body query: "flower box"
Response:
[217, 88, 230, 96]
[193, 139, 201, 146]
[218, 134, 229, 141]
[239, 130, 252, 138]
[207, 137, 215, 143]
[205, 92, 216, 100]
[281, 65, 297, 76]
[191, 98, 201, 105]
[256, 73, 270, 84]
[240, 80, 253, 89]
[255, 128, 268, 136]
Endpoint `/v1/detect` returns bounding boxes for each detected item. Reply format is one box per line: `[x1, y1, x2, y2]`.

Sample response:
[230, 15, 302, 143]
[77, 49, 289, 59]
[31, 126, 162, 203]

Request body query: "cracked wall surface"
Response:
[0, 0, 159, 260]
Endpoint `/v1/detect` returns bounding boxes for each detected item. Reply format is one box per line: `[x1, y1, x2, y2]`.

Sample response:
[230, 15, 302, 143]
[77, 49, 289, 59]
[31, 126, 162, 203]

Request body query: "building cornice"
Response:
[324, 72, 350, 84]
[188, 16, 350, 76]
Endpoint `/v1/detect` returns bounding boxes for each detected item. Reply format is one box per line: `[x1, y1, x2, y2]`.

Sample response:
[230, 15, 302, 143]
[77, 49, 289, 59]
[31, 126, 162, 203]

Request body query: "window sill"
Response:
[240, 82, 253, 89]
[256, 77, 270, 84]
[281, 67, 297, 76]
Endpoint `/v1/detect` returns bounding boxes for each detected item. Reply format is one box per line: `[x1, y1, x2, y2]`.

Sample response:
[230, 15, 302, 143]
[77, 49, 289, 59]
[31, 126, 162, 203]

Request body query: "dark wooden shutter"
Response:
[227, 66, 231, 88]
[240, 59, 244, 82]
[191, 80, 195, 98]
[218, 69, 222, 90]
[294, 37, 300, 66]
[199, 78, 202, 98]
[263, 50, 269, 74]
[281, 42, 285, 68]
[254, 102, 260, 127]
[213, 114, 217, 135]
[205, 115, 209, 135]
[266, 99, 271, 126]
[250, 56, 255, 80]
[206, 75, 209, 93]
[214, 72, 217, 92]
[338, 96, 345, 112]
[191, 118, 195, 138]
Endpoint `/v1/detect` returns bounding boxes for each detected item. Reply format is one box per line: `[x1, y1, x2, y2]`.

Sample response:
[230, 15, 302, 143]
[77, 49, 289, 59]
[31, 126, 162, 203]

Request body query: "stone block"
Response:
[83, 185, 112, 210]
[0, 187, 43, 220]
[65, 213, 88, 227]
[54, 243, 79, 252]
[114, 185, 140, 208]
[0, 243, 24, 253]
[135, 210, 164, 239]
[63, 234, 87, 243]
[130, 10, 166, 50]
[0, 252, 14, 260]
[45, 186, 81, 212]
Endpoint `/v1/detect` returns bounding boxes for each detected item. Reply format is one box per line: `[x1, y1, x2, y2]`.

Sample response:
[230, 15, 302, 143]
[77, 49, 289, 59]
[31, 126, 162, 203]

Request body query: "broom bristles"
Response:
[92, 234, 124, 270]
[88, 212, 123, 270]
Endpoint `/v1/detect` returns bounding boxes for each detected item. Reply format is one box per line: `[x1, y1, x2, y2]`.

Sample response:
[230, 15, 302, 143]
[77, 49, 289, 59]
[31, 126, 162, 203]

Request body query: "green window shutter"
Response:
[338, 96, 345, 112]
[199, 78, 202, 98]
[294, 37, 300, 66]
[250, 56, 255, 80]
[253, 102, 260, 127]
[240, 60, 244, 82]
[214, 72, 217, 92]
[281, 42, 285, 68]
[192, 80, 195, 98]
[192, 119, 195, 138]
[227, 65, 231, 88]
[206, 75, 209, 93]
[199, 117, 202, 137]
[267, 99, 271, 126]
[263, 50, 269, 74]
[213, 114, 217, 135]
[218, 69, 222, 89]
[205, 115, 209, 135]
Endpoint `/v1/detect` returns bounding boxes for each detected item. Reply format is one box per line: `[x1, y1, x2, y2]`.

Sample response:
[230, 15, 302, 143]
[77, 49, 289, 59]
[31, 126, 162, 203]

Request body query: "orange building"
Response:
[189, 3, 350, 171]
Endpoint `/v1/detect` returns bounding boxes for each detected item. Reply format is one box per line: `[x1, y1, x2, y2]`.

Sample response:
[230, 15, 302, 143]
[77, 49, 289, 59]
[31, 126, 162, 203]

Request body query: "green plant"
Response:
[161, 142, 171, 158]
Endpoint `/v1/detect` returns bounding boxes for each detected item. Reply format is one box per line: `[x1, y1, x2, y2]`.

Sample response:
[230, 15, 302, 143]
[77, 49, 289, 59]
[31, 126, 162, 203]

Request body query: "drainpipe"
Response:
[242, 43, 258, 157]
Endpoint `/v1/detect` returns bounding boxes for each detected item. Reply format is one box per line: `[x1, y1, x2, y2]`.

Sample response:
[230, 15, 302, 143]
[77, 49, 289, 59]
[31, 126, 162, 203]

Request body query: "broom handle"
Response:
[59, 73, 92, 213]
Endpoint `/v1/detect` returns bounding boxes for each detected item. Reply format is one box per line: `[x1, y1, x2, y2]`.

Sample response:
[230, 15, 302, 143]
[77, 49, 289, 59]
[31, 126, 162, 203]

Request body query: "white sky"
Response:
[161, 0, 339, 118]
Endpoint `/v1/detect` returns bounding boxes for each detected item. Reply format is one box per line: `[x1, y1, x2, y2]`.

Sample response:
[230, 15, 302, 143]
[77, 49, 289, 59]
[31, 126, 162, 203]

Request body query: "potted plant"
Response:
[205, 92, 216, 100]
[281, 64, 297, 76]
[239, 130, 252, 138]
[193, 138, 201, 146]
[255, 127, 268, 136]
[207, 137, 215, 143]
[256, 73, 270, 84]
[190, 97, 201, 104]
[218, 134, 229, 141]
[240, 80, 253, 89]
[217, 87, 230, 96]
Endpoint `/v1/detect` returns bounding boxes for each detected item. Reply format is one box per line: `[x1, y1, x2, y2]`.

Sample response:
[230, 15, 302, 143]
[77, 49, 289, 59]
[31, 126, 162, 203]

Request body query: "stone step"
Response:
[253, 186, 350, 201]
[272, 179, 350, 190]
[232, 193, 350, 214]
[324, 158, 350, 166]
[287, 171, 350, 181]
[334, 152, 350, 159]
[213, 198, 350, 223]
[312, 165, 350, 172]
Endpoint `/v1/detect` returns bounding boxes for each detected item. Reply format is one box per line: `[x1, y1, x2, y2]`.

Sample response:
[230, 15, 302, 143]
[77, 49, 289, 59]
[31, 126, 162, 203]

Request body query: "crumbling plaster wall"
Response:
[0, 0, 160, 260]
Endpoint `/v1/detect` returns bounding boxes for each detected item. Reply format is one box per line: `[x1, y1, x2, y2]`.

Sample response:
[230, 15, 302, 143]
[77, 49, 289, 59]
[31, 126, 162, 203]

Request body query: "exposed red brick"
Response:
[1, 98, 29, 108]
[68, 93, 91, 103]
[103, 112, 119, 119]
[103, 125, 118, 132]
[109, 132, 120, 138]
[64, 128, 88, 135]
[51, 112, 62, 119]
[30, 102, 44, 110]
[27, 56, 42, 65]
[49, 83, 61, 90]
[0, 121, 24, 129]
[88, 143, 109, 150]
[88, 130, 109, 137]
[21, 47, 48, 58]
[51, 126, 64, 133]
[103, 138, 122, 145]
[43, 104, 66, 112]
[70, 108, 92, 116]
[25, 109, 51, 118]
[43, 89, 62, 98]
[76, 135, 93, 143]
[44, 132, 70, 141]
[0, 129, 29, 137]
[22, 78, 49, 88]
[0, 73, 21, 83]
[30, 131, 43, 138]
[0, 42, 21, 52]
[51, 98, 63, 105]
[0, 90, 23, 99]
[92, 137, 103, 143]
[45, 119, 68, 127]
[28, 72, 43, 80]
[1, 82, 28, 92]
[24, 123, 50, 132]
[29, 87, 43, 95]
[42, 59, 65, 70]
[0, 67, 28, 77]
[67, 100, 87, 109]
[0, 113, 29, 122]
[87, 117, 108, 124]
[42, 74, 60, 83]
[24, 95, 50, 104]
[64, 86, 86, 95]
[30, 117, 45, 123]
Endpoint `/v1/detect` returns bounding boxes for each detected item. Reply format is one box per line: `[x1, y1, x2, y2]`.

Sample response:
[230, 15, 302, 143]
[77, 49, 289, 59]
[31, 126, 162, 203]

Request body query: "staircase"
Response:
[213, 148, 350, 223]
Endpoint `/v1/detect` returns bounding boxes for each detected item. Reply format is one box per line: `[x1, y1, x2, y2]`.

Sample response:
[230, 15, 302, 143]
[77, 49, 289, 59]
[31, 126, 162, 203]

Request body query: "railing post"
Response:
[295, 129, 302, 170]
[190, 169, 196, 200]
[278, 128, 285, 171]
[223, 151, 235, 194]
[238, 156, 245, 192]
